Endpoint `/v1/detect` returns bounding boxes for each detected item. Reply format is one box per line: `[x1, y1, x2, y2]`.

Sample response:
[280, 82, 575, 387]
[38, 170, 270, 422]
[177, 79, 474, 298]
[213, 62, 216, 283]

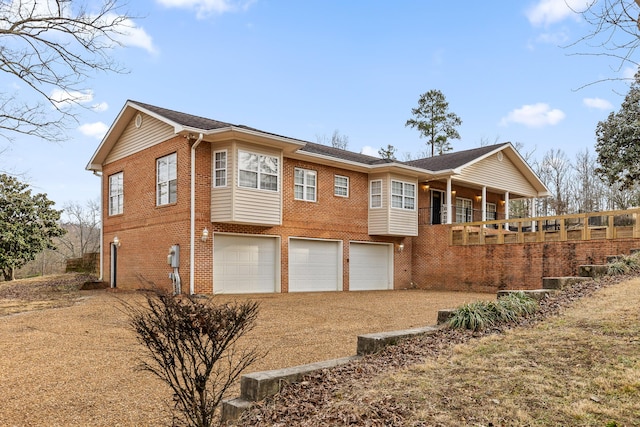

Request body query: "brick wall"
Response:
[412, 224, 640, 292]
[102, 138, 412, 294]
[102, 135, 193, 291]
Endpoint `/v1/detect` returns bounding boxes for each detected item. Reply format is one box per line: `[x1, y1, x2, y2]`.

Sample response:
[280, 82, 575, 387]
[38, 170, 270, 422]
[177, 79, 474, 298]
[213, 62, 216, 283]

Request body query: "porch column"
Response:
[481, 186, 487, 222]
[504, 191, 510, 230]
[530, 197, 537, 232]
[446, 177, 452, 224]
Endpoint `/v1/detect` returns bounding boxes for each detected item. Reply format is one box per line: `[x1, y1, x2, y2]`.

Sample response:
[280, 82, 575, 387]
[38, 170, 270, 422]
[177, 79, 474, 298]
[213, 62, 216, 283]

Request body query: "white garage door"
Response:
[289, 239, 341, 292]
[349, 242, 392, 291]
[213, 234, 278, 294]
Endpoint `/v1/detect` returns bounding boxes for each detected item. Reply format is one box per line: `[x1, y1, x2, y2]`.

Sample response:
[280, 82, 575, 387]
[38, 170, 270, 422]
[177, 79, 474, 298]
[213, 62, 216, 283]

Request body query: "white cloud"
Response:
[92, 102, 109, 112]
[525, 0, 585, 27]
[50, 89, 94, 108]
[500, 103, 566, 128]
[156, 0, 255, 18]
[535, 29, 570, 45]
[111, 16, 157, 54]
[583, 97, 613, 110]
[360, 146, 380, 157]
[78, 122, 109, 139]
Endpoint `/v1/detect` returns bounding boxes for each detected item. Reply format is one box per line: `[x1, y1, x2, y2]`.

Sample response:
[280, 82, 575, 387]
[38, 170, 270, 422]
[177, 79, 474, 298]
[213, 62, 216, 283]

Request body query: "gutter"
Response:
[189, 133, 204, 295]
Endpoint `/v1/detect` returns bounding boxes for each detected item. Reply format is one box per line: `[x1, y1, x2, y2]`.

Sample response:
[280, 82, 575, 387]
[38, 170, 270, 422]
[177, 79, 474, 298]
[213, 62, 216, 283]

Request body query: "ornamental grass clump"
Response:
[607, 252, 640, 276]
[448, 292, 538, 332]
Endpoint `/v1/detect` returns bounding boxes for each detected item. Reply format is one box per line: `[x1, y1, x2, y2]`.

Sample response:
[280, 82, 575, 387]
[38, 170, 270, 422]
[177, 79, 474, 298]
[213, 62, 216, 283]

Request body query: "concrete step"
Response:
[497, 289, 558, 301]
[239, 356, 359, 403]
[357, 326, 440, 355]
[631, 248, 640, 254]
[542, 276, 591, 290]
[578, 264, 609, 278]
[221, 397, 252, 423]
[437, 309, 456, 325]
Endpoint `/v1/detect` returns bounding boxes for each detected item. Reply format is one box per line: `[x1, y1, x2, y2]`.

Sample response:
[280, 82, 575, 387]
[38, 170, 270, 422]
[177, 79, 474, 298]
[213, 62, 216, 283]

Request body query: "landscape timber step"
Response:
[607, 255, 623, 263]
[497, 289, 558, 301]
[221, 356, 359, 422]
[357, 325, 441, 356]
[578, 264, 609, 278]
[542, 276, 591, 290]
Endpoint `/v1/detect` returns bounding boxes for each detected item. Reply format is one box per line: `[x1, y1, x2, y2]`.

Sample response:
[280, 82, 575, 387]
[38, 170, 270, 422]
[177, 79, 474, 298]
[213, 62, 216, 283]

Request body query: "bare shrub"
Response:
[127, 290, 262, 427]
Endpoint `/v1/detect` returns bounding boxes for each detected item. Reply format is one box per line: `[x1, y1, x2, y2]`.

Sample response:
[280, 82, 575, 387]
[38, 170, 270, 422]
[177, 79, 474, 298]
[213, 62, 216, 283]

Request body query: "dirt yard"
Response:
[0, 277, 494, 426]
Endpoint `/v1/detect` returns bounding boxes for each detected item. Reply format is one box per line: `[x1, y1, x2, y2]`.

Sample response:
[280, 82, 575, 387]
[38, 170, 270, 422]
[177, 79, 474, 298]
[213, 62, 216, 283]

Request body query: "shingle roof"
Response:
[131, 101, 235, 130]
[404, 144, 508, 171]
[130, 100, 506, 171]
[299, 141, 393, 165]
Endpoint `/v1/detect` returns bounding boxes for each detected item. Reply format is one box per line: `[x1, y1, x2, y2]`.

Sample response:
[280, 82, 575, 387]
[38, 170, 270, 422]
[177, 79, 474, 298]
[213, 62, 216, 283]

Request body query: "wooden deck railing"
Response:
[450, 208, 640, 246]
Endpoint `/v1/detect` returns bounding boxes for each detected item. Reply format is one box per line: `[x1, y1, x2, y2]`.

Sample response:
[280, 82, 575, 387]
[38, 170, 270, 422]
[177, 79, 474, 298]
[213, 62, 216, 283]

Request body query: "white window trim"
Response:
[237, 150, 279, 192]
[456, 197, 473, 223]
[157, 153, 177, 206]
[108, 172, 123, 216]
[390, 180, 416, 211]
[334, 175, 349, 197]
[294, 168, 317, 202]
[370, 180, 382, 209]
[213, 150, 227, 188]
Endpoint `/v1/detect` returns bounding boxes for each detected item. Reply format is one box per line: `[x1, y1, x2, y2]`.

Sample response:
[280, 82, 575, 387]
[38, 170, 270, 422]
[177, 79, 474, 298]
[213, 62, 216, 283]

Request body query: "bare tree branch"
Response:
[0, 0, 137, 142]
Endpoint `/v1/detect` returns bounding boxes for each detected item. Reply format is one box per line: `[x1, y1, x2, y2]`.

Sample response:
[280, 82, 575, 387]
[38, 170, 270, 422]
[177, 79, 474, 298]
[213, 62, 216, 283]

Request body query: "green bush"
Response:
[448, 292, 538, 332]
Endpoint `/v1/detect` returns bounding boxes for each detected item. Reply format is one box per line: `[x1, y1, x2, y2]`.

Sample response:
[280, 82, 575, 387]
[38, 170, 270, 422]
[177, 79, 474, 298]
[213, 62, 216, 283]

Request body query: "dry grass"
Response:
[0, 274, 493, 426]
[341, 278, 640, 426]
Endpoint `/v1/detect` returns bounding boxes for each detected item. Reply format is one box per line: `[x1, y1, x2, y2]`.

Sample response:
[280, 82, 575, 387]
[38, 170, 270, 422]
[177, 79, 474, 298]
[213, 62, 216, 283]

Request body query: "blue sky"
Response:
[2, 0, 636, 208]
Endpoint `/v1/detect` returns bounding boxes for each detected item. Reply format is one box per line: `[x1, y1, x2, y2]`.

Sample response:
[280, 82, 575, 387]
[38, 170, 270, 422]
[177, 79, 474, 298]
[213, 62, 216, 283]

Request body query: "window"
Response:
[238, 151, 279, 191]
[486, 202, 497, 221]
[456, 197, 473, 223]
[214, 150, 227, 187]
[294, 168, 317, 201]
[334, 175, 349, 197]
[108, 172, 123, 216]
[157, 153, 177, 206]
[391, 180, 416, 210]
[370, 180, 382, 208]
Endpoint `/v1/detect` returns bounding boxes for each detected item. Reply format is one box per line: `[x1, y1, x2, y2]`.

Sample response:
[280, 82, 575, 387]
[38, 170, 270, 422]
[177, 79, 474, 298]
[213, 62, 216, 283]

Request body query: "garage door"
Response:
[289, 239, 341, 292]
[349, 242, 392, 291]
[213, 234, 278, 294]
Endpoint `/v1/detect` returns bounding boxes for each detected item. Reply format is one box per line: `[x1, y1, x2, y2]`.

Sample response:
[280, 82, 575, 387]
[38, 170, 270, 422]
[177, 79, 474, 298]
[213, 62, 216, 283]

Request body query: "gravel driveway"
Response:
[0, 288, 494, 426]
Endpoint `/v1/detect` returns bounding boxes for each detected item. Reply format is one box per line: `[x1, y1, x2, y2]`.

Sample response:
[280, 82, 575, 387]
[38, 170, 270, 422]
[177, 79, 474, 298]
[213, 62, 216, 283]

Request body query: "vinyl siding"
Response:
[211, 143, 233, 222]
[388, 174, 418, 236]
[457, 152, 538, 197]
[212, 141, 281, 225]
[105, 113, 175, 164]
[368, 174, 389, 235]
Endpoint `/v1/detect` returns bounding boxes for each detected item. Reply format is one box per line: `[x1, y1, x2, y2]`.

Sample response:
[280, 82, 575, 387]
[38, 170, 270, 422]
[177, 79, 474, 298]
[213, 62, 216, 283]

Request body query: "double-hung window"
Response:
[108, 172, 123, 216]
[294, 168, 317, 201]
[238, 151, 279, 191]
[334, 175, 349, 197]
[157, 153, 177, 206]
[456, 197, 473, 223]
[214, 150, 227, 187]
[391, 180, 416, 210]
[370, 180, 382, 208]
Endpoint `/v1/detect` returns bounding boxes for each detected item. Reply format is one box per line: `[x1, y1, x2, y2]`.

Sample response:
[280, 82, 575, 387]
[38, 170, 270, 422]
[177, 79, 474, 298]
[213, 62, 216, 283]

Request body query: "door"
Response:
[213, 234, 278, 294]
[431, 190, 443, 224]
[288, 238, 341, 292]
[348, 242, 392, 291]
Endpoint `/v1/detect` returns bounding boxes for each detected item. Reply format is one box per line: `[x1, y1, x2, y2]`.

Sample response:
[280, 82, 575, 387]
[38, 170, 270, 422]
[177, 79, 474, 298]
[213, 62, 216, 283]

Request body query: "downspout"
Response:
[190, 133, 204, 295]
[92, 170, 103, 280]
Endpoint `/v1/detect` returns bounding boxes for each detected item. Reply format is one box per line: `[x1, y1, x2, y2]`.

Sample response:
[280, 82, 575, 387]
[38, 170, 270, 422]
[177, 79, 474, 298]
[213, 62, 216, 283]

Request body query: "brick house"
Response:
[86, 101, 549, 294]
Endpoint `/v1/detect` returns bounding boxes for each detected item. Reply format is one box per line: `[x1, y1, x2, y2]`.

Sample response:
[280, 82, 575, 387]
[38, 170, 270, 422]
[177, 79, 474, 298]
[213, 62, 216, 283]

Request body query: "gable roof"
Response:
[405, 144, 505, 171]
[87, 101, 549, 198]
